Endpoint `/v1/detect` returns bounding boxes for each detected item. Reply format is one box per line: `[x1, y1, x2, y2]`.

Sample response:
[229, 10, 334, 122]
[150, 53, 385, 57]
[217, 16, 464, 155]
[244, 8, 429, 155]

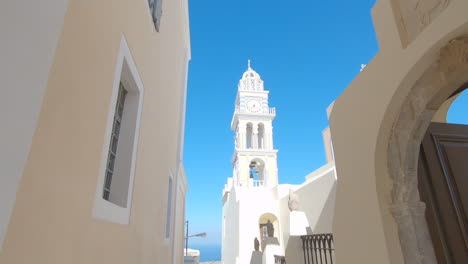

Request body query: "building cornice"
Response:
[231, 149, 278, 162]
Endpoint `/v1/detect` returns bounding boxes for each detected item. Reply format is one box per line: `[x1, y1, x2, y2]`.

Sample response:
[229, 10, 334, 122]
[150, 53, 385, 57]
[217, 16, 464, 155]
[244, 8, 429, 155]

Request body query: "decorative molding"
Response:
[392, 0, 451, 47]
[437, 36, 468, 79]
[390, 202, 437, 264]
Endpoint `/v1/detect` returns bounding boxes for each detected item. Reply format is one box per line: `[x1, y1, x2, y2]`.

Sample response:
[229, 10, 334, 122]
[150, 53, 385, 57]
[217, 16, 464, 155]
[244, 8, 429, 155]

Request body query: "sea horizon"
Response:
[191, 244, 221, 262]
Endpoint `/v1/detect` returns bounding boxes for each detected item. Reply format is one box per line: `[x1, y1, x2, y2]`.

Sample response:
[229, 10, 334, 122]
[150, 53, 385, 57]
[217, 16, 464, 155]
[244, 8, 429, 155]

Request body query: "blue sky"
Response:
[183, 0, 379, 247]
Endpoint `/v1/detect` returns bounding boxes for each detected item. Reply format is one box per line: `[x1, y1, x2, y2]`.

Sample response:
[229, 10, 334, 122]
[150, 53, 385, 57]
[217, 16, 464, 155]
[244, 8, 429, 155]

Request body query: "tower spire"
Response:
[248, 59, 251, 69]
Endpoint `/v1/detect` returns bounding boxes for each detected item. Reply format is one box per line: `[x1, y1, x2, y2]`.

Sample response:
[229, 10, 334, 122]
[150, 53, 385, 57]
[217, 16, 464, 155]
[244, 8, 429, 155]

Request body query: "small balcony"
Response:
[237, 179, 265, 187]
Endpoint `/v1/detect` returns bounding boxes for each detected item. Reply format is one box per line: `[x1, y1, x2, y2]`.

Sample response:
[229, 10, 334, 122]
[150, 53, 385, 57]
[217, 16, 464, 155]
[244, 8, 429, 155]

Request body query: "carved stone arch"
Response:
[387, 36, 468, 263]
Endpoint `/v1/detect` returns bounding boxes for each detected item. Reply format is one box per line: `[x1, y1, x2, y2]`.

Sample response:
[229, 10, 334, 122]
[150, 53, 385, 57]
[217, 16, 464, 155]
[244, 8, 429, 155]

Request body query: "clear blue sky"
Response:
[183, 0, 379, 247]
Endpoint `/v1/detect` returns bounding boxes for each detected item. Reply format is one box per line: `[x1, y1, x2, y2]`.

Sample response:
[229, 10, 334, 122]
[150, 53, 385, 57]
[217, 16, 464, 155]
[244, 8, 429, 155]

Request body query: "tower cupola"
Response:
[238, 60, 264, 92]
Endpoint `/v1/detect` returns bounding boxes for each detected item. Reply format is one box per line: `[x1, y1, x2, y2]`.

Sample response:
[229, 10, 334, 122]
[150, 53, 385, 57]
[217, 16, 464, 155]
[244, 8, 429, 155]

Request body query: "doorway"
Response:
[418, 122, 468, 263]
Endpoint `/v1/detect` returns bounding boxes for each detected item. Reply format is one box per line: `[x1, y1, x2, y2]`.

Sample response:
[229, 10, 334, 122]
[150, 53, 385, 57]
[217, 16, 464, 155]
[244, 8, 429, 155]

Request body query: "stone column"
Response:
[252, 125, 258, 149]
[390, 201, 437, 264]
[238, 124, 246, 149]
[390, 169, 437, 264]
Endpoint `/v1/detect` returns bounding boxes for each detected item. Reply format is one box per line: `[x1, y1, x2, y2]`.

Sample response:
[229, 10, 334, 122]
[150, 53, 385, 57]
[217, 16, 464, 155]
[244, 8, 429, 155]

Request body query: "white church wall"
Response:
[235, 187, 283, 264]
[295, 162, 336, 233]
[277, 163, 336, 263]
[222, 187, 240, 264]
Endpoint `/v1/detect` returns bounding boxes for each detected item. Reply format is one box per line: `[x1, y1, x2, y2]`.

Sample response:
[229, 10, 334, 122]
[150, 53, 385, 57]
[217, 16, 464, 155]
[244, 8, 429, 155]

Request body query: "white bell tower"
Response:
[231, 60, 278, 187]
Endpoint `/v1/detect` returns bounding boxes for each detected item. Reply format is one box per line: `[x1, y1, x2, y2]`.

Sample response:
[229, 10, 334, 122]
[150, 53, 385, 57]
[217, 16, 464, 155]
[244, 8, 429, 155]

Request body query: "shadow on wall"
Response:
[285, 236, 303, 264]
[312, 183, 336, 233]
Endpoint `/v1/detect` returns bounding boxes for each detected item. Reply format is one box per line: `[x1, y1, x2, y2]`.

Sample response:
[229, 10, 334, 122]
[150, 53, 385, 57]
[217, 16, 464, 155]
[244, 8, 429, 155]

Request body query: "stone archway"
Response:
[387, 36, 468, 263]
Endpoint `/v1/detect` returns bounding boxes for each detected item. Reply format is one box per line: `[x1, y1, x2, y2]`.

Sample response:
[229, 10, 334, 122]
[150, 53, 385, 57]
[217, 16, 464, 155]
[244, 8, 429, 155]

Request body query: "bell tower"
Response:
[231, 61, 278, 187]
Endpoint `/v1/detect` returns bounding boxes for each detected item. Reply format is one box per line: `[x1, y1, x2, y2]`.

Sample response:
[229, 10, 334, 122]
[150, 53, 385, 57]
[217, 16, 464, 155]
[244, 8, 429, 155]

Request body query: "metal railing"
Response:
[274, 255, 286, 264]
[252, 180, 264, 187]
[301, 234, 335, 264]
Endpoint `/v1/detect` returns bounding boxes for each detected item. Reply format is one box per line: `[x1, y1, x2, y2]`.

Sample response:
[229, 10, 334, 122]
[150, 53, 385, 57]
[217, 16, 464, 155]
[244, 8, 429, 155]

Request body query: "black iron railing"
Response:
[274, 255, 286, 264]
[301, 233, 335, 264]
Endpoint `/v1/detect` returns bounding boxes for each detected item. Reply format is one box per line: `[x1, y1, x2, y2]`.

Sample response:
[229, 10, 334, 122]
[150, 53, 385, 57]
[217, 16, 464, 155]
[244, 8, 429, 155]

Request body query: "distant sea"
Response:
[194, 244, 221, 262]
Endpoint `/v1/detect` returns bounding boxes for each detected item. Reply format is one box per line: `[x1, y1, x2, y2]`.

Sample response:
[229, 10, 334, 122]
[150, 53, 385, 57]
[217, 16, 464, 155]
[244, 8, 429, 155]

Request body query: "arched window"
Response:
[246, 123, 253, 149]
[258, 123, 264, 149]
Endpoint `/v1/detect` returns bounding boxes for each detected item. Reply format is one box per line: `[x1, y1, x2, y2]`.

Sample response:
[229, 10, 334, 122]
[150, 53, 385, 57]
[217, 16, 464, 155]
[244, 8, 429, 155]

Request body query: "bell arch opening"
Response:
[249, 159, 265, 182]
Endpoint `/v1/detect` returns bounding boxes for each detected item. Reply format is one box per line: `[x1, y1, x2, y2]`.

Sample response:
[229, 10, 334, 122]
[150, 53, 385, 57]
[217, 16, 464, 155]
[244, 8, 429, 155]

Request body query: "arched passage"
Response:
[382, 37, 468, 264]
[330, 27, 468, 263]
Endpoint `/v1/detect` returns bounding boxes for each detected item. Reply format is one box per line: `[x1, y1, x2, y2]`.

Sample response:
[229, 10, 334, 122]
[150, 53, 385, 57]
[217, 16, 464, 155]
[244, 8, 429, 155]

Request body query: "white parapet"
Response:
[262, 243, 283, 264]
[289, 211, 310, 236]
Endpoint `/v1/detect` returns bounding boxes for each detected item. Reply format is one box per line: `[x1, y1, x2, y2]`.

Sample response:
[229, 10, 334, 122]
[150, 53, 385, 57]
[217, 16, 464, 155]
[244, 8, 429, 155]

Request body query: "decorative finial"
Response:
[248, 59, 251, 69]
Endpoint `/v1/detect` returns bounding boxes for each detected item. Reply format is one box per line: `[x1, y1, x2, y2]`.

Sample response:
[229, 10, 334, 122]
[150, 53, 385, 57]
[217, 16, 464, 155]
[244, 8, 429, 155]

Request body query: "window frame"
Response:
[147, 0, 163, 32]
[92, 35, 144, 225]
[103, 82, 128, 201]
[165, 173, 174, 240]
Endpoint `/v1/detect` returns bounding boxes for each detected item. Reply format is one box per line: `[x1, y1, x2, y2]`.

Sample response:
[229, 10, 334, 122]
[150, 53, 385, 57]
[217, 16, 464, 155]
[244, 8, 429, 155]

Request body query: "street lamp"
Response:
[185, 221, 207, 256]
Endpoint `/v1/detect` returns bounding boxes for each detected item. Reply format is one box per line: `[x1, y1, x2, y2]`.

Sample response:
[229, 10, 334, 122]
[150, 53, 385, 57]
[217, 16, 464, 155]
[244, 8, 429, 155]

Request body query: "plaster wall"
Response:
[294, 163, 336, 234]
[223, 186, 283, 264]
[277, 164, 336, 264]
[0, 0, 70, 249]
[237, 187, 282, 264]
[222, 188, 239, 264]
[0, 0, 190, 262]
[174, 166, 188, 264]
[329, 0, 468, 263]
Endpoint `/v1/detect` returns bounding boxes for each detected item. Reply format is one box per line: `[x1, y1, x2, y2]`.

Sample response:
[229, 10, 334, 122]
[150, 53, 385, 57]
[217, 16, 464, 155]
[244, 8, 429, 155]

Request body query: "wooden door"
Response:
[418, 122, 468, 263]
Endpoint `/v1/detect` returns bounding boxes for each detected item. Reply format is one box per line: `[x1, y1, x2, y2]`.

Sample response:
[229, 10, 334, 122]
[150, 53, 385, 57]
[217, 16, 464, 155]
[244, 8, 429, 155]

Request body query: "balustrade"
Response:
[301, 234, 335, 264]
[234, 106, 276, 115]
[274, 255, 286, 264]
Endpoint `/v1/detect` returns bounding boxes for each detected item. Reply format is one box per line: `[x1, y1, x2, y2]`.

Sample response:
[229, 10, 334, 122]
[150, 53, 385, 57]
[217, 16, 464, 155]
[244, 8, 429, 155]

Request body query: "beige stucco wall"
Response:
[329, 0, 468, 263]
[0, 0, 190, 263]
[174, 167, 188, 264]
[0, 0, 71, 249]
[322, 127, 334, 163]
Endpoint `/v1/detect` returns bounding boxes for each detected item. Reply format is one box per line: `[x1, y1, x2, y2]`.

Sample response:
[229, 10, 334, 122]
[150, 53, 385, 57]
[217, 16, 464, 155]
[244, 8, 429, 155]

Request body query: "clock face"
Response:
[247, 99, 261, 113]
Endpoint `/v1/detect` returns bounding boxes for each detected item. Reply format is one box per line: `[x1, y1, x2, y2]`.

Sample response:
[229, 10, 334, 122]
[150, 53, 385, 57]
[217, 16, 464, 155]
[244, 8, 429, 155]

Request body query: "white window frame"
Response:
[92, 35, 144, 225]
[165, 172, 174, 241]
[147, 0, 163, 32]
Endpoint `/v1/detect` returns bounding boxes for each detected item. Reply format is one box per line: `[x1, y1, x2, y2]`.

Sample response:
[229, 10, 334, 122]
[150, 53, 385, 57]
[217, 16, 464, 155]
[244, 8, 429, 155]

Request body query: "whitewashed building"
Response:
[221, 63, 336, 264]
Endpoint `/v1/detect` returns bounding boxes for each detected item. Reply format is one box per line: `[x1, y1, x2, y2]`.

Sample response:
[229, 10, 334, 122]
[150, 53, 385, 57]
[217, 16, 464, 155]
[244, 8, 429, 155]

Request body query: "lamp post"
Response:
[185, 221, 207, 256]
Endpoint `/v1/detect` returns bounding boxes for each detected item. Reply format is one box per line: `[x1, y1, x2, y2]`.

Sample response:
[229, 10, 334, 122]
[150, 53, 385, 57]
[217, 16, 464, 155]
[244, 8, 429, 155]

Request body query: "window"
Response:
[103, 83, 128, 201]
[92, 36, 144, 225]
[148, 0, 163, 31]
[166, 176, 173, 239]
